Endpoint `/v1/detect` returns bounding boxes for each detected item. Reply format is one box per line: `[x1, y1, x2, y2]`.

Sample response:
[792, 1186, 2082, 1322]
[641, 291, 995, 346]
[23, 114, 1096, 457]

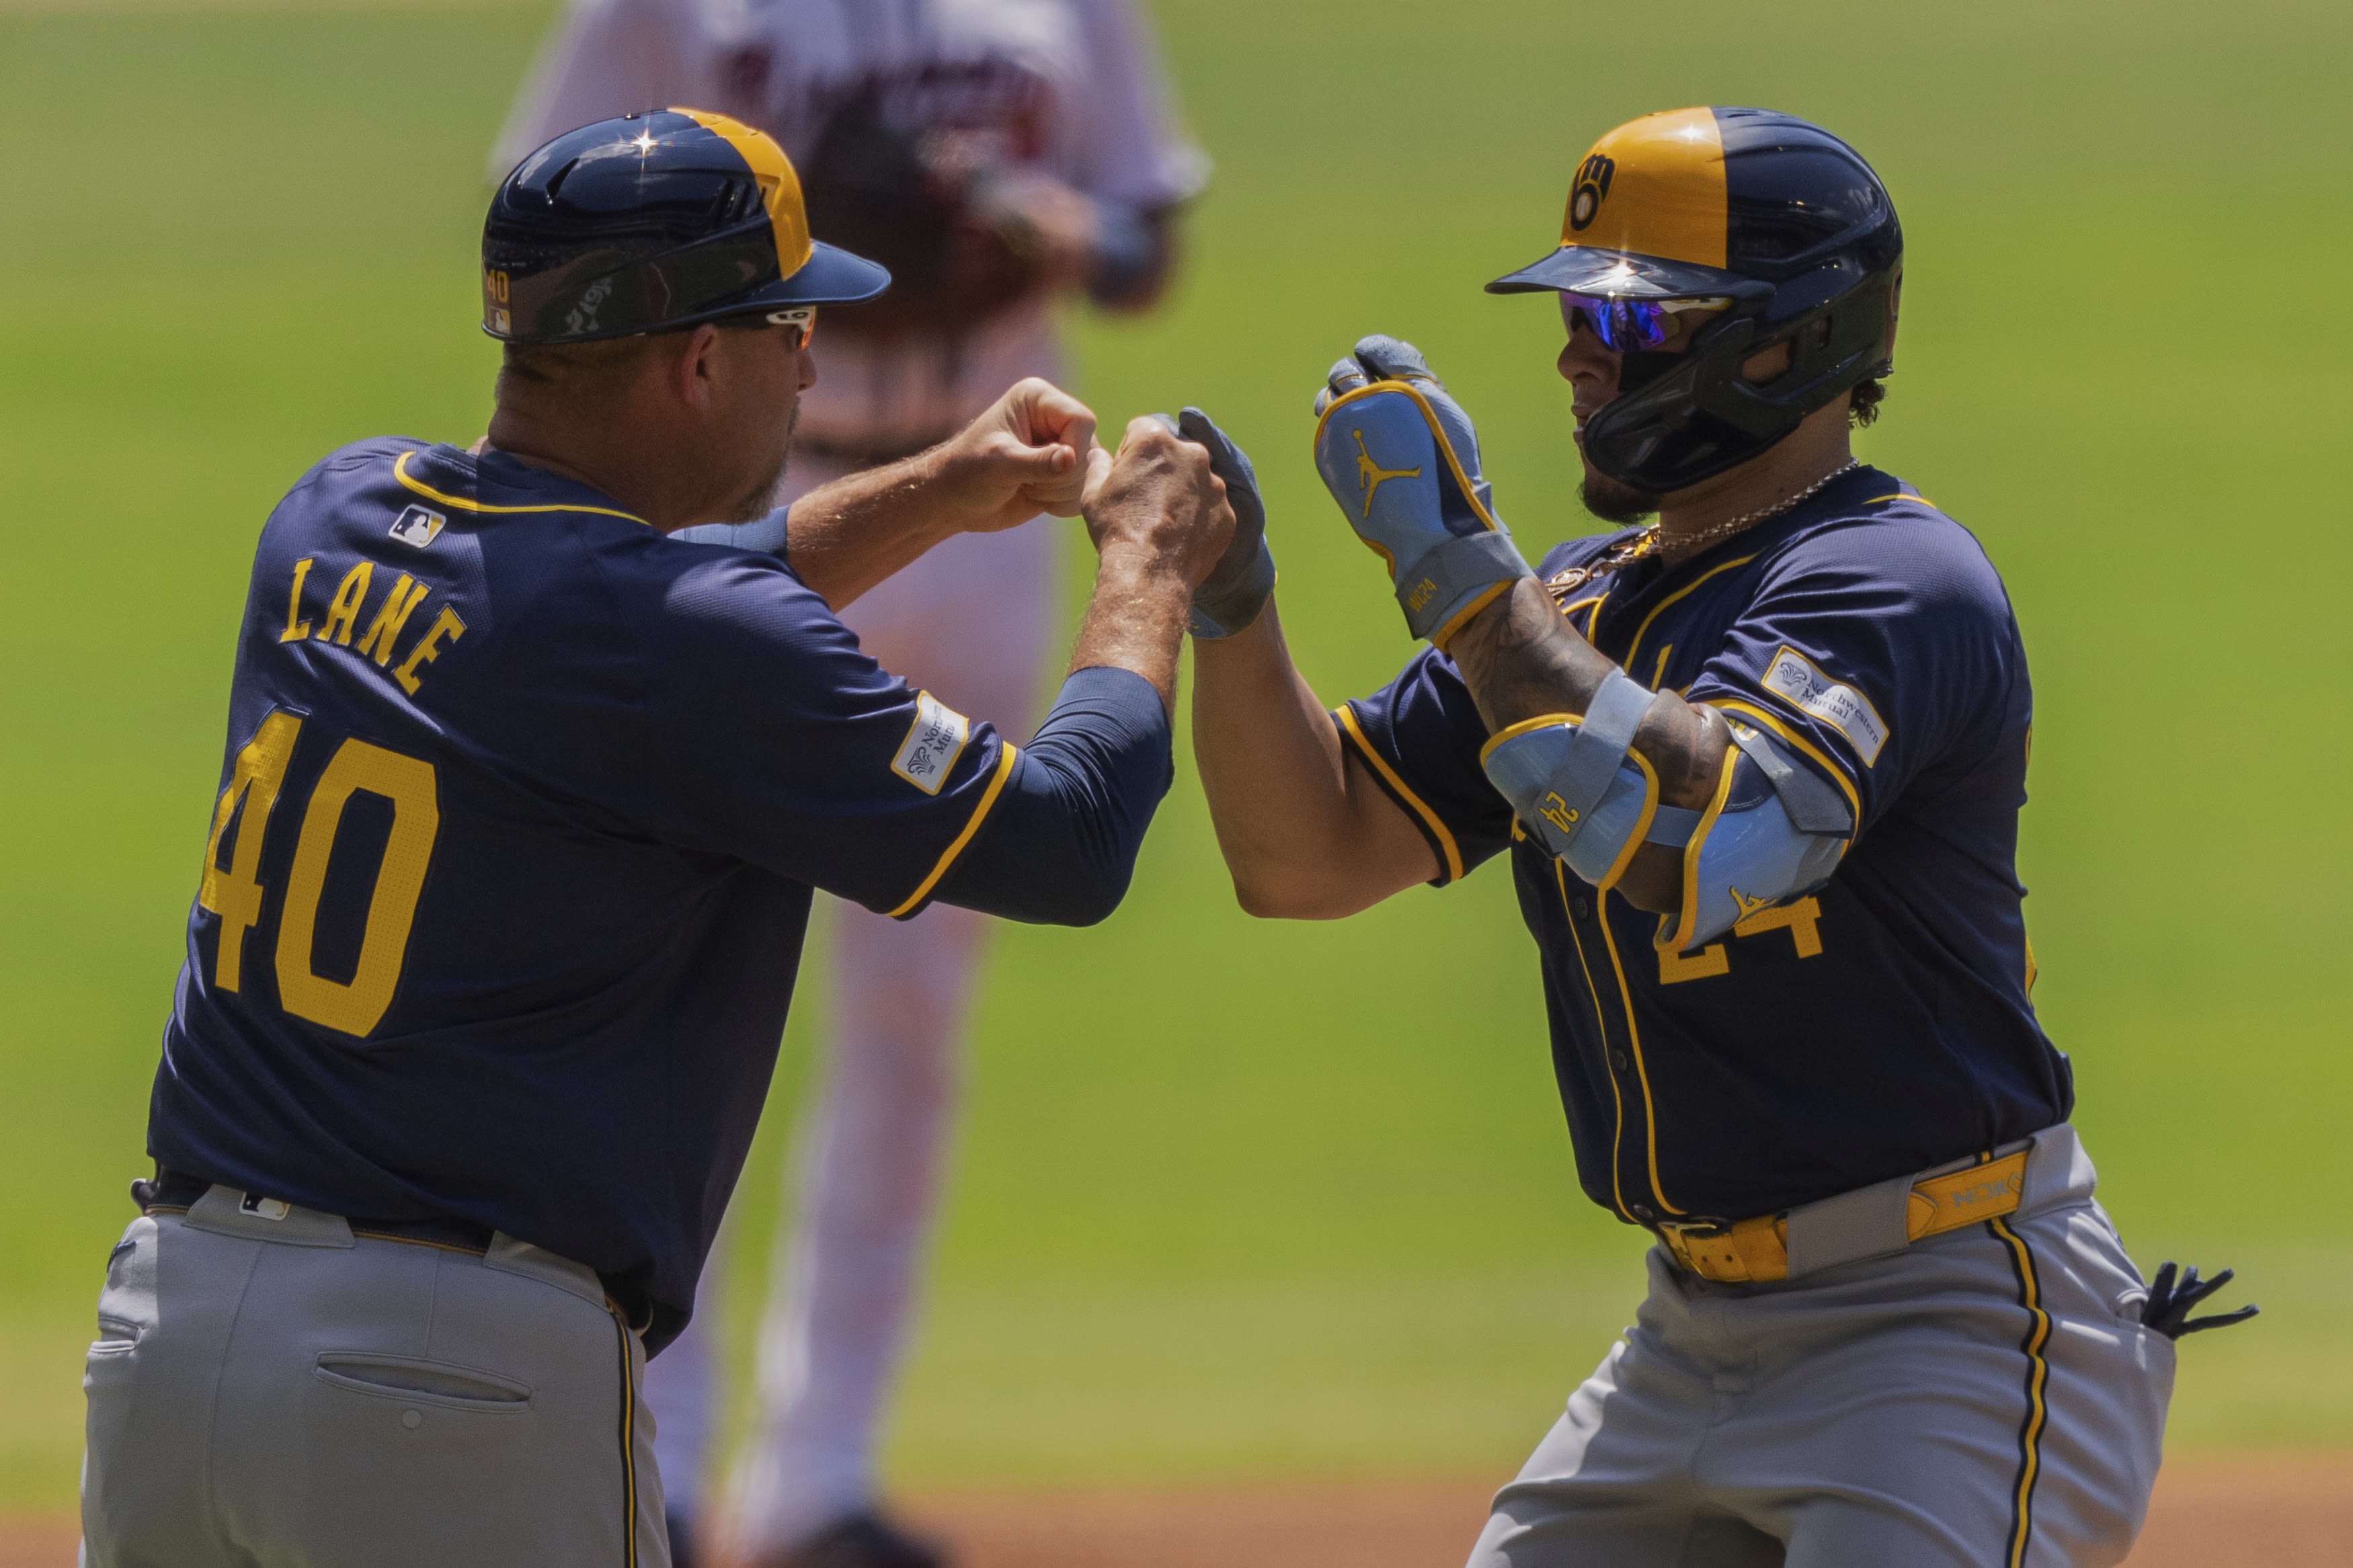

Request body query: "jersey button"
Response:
[1572, 897, 1592, 920]
[1610, 1049, 1631, 1072]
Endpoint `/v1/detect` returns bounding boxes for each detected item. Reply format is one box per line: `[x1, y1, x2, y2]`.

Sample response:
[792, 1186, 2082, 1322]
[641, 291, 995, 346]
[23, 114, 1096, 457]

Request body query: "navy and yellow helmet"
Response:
[1490, 107, 1902, 492]
[483, 108, 890, 344]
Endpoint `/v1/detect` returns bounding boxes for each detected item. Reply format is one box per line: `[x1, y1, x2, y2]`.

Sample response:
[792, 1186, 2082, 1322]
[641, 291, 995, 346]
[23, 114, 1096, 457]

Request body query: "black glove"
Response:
[799, 91, 1036, 339]
[1150, 407, 1275, 638]
[2140, 1260, 2259, 1340]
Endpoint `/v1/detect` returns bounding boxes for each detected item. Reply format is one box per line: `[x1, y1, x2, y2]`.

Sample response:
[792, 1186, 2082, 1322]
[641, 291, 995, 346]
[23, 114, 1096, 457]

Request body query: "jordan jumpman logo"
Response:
[1352, 429, 1422, 520]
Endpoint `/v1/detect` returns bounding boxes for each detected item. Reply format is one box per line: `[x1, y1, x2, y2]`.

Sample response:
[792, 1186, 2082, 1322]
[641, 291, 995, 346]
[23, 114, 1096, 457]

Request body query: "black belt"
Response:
[137, 1169, 653, 1335]
[140, 1168, 495, 1254]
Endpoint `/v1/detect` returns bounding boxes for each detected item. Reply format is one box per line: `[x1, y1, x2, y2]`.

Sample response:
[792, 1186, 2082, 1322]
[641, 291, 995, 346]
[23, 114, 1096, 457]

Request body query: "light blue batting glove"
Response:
[1310, 335, 1533, 648]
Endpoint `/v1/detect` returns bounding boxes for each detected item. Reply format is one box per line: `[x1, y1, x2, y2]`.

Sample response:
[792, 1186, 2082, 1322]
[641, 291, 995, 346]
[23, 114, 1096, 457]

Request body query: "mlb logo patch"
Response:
[389, 505, 446, 549]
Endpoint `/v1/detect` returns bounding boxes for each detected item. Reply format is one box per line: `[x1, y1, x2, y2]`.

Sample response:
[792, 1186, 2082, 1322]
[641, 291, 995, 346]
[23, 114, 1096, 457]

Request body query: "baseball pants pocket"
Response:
[82, 1227, 145, 1455]
[259, 1247, 656, 1567]
[311, 1352, 535, 1410]
[81, 1206, 667, 1568]
[80, 1212, 253, 1568]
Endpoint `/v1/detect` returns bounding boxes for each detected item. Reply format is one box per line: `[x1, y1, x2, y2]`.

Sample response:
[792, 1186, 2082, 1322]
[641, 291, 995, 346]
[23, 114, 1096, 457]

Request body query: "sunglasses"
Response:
[1565, 294, 1730, 352]
[762, 306, 818, 347]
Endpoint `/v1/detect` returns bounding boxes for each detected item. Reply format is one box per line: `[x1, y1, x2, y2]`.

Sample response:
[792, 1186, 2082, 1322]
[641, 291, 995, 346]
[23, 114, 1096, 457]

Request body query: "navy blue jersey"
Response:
[1340, 466, 2069, 1224]
[151, 439, 1166, 1347]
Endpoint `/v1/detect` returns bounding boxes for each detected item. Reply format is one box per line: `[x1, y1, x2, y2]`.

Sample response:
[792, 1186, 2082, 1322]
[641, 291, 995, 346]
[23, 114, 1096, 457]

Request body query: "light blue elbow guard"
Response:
[1480, 669, 1682, 889]
[1665, 720, 1856, 951]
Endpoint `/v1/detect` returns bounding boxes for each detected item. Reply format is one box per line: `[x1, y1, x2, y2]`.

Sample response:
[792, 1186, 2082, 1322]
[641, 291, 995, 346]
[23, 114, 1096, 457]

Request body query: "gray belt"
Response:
[1656, 1122, 2096, 1284]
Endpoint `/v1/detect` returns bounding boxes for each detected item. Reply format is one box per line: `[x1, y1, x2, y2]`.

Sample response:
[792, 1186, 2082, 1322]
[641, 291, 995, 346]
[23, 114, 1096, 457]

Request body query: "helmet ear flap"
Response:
[1755, 272, 1899, 409]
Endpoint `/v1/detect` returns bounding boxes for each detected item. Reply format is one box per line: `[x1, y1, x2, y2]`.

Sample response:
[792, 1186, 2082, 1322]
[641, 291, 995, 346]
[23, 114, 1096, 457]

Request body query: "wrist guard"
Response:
[1480, 669, 1684, 890]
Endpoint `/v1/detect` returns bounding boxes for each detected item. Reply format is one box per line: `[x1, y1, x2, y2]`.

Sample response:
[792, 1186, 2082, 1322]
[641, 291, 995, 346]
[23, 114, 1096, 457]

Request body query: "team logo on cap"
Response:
[1568, 153, 1616, 232]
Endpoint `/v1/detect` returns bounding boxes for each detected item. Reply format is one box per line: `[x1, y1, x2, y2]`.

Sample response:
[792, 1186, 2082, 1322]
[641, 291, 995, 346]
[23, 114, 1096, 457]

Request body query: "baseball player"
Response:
[1185, 108, 2253, 1565]
[491, 7, 1207, 1563]
[81, 110, 1235, 1568]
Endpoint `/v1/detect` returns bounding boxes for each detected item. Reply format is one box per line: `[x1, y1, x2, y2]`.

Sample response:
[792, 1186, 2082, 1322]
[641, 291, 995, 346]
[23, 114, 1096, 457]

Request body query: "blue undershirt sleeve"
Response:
[926, 665, 1174, 925]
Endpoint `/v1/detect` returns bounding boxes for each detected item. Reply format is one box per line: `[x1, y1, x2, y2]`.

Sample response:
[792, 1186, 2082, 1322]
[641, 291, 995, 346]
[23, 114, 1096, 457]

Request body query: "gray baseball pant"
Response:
[79, 1184, 667, 1567]
[1468, 1127, 2173, 1567]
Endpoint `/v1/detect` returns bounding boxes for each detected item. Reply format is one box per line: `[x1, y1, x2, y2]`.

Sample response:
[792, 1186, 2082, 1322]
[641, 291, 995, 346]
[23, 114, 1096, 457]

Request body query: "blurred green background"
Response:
[3, 0, 2348, 1517]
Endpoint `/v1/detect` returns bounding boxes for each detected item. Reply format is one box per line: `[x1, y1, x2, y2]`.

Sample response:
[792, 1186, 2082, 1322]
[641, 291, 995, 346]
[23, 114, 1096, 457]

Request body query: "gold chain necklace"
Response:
[1546, 459, 1862, 603]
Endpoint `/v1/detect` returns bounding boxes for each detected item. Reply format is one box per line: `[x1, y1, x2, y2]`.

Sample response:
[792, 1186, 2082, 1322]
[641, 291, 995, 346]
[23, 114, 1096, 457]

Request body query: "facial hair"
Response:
[1580, 466, 1663, 527]
[725, 401, 799, 524]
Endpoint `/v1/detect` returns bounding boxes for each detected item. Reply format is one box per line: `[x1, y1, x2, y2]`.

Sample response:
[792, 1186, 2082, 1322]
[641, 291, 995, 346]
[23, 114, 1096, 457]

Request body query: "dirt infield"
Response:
[9, 1454, 2346, 1566]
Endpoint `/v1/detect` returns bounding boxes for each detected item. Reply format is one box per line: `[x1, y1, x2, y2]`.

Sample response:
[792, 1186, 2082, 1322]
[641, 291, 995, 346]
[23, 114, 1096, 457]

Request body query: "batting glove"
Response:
[1152, 407, 1275, 638]
[1310, 335, 1533, 649]
[2139, 1260, 2260, 1340]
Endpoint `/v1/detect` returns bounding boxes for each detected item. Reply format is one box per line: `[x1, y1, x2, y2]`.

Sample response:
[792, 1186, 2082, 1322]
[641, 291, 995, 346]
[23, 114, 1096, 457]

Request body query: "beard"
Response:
[725, 402, 800, 524]
[1579, 464, 1663, 526]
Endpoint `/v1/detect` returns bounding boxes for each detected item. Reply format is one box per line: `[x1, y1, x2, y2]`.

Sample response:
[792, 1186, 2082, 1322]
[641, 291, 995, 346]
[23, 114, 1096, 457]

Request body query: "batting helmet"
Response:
[483, 108, 890, 344]
[1488, 107, 1901, 493]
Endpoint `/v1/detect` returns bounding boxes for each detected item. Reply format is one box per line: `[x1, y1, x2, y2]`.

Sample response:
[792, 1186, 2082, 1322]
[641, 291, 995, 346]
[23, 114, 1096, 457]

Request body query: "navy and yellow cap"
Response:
[1487, 106, 1899, 321]
[483, 108, 890, 344]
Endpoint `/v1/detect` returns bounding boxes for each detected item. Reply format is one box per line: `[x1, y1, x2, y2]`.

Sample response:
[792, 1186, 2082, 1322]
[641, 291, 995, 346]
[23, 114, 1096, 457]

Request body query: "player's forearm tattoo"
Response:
[1453, 579, 1611, 732]
[1451, 577, 1728, 813]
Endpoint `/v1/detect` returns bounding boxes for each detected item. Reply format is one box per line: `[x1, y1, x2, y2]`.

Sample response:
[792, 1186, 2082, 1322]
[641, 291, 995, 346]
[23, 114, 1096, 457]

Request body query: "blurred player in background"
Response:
[493, 5, 1207, 1565]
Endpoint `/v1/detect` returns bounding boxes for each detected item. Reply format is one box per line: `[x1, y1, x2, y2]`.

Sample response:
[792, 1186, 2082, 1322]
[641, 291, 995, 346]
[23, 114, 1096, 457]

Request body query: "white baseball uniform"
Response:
[494, 0, 1206, 1553]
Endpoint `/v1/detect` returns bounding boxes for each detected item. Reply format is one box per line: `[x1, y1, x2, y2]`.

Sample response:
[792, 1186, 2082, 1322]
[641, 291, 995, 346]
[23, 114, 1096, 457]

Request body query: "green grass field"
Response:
[4, 0, 2350, 1514]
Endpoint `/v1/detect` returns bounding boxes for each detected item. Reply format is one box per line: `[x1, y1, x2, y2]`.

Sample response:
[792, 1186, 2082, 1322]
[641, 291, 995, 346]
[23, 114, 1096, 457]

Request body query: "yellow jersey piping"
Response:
[394, 450, 650, 526]
[885, 743, 1018, 919]
[1336, 704, 1464, 883]
[1556, 861, 1632, 1223]
[1595, 897, 1683, 1216]
[1621, 554, 1755, 675]
[1583, 589, 1610, 641]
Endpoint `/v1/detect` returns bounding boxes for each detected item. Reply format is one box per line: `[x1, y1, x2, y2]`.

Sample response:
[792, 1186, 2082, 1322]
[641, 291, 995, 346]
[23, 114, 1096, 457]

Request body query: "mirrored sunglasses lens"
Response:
[1597, 298, 1671, 352]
